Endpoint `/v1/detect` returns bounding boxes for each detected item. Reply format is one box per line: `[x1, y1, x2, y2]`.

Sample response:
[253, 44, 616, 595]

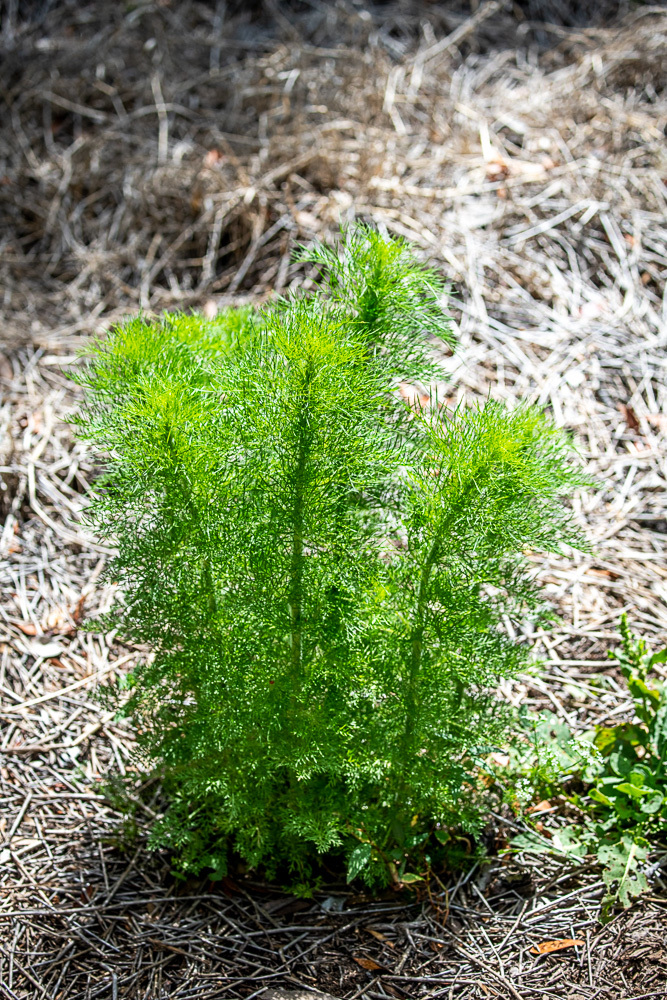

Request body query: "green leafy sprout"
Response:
[505, 615, 667, 918]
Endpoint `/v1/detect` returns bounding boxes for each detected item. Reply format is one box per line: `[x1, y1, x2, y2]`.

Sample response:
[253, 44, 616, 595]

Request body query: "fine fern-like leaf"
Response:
[74, 225, 589, 886]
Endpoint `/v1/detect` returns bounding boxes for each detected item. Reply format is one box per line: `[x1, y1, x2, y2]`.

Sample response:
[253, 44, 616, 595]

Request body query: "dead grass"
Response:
[1, 2, 666, 998]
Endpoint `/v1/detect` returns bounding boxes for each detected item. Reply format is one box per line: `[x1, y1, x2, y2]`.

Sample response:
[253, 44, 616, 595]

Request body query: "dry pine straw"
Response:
[1, 1, 667, 998]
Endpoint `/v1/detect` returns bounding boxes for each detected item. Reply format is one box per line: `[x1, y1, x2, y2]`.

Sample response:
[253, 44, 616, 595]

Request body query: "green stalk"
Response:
[166, 425, 218, 618]
[288, 364, 313, 690]
[288, 455, 305, 678]
[400, 480, 463, 772]
[403, 537, 440, 754]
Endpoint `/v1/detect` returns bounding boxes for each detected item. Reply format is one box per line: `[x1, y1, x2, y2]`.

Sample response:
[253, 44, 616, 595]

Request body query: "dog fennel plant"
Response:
[74, 225, 588, 888]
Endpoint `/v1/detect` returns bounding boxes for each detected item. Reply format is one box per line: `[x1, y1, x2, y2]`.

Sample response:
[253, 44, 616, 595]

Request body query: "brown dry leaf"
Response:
[15, 621, 39, 636]
[72, 594, 86, 624]
[203, 149, 224, 168]
[530, 939, 584, 955]
[619, 403, 640, 432]
[354, 957, 381, 971]
[526, 799, 552, 814]
[366, 929, 394, 947]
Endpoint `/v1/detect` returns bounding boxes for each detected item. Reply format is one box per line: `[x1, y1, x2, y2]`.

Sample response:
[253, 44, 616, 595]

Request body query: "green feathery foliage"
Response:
[74, 224, 589, 887]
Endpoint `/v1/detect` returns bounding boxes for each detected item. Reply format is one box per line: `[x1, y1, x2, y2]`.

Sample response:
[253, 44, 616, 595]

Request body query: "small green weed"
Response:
[502, 615, 667, 919]
[589, 615, 667, 829]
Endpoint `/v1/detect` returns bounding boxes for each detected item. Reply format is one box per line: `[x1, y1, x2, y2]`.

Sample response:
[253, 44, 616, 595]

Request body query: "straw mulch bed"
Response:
[1, 2, 666, 998]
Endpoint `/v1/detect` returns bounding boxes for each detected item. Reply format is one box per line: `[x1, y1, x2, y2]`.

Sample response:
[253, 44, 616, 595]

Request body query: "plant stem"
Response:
[289, 484, 305, 677]
[166, 426, 218, 618]
[404, 538, 441, 754]
[288, 365, 313, 687]
[400, 477, 464, 770]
